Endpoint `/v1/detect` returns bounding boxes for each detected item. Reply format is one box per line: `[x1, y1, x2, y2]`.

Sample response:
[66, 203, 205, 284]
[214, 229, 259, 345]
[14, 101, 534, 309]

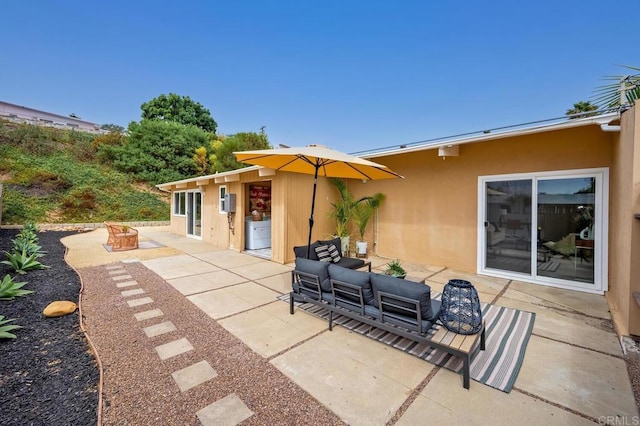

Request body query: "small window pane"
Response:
[174, 192, 186, 215]
[219, 186, 227, 213]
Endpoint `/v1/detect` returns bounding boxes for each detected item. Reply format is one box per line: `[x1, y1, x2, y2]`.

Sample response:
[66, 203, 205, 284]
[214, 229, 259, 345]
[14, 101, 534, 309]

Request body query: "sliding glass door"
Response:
[479, 169, 607, 293]
[536, 177, 595, 284]
[484, 179, 532, 274]
[186, 191, 202, 239]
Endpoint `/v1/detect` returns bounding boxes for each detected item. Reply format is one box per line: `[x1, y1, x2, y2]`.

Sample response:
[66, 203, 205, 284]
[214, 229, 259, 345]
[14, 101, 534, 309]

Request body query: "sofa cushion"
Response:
[328, 263, 374, 305]
[335, 257, 365, 270]
[295, 258, 331, 292]
[293, 241, 322, 260]
[370, 273, 436, 321]
[314, 245, 332, 262]
[293, 245, 308, 259]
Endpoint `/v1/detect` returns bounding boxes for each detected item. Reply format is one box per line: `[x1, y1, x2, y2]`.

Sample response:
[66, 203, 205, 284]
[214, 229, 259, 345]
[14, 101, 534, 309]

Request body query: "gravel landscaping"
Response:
[1, 229, 343, 425]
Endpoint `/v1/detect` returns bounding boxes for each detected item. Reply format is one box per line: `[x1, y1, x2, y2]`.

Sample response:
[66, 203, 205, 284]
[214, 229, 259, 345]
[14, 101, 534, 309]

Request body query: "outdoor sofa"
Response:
[290, 258, 486, 389]
[293, 237, 371, 271]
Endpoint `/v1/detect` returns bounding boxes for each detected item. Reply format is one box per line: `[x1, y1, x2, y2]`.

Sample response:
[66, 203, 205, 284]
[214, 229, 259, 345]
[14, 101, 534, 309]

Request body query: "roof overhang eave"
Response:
[155, 165, 262, 191]
[360, 112, 620, 160]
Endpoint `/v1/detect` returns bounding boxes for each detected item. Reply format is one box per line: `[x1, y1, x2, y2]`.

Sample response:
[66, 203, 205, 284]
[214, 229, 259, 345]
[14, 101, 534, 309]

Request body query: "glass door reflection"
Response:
[537, 178, 595, 284]
[485, 179, 532, 274]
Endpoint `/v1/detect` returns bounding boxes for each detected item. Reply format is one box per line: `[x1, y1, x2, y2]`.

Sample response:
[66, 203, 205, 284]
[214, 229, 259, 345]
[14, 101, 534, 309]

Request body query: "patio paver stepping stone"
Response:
[105, 265, 123, 270]
[108, 269, 125, 275]
[134, 309, 164, 321]
[171, 360, 218, 392]
[116, 280, 138, 288]
[127, 297, 154, 307]
[143, 321, 177, 338]
[196, 393, 253, 426]
[155, 337, 194, 360]
[111, 274, 133, 281]
[121, 288, 145, 297]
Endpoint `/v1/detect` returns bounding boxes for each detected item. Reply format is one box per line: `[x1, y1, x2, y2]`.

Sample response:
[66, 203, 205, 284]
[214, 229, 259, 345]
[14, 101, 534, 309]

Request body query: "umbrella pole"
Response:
[307, 166, 319, 258]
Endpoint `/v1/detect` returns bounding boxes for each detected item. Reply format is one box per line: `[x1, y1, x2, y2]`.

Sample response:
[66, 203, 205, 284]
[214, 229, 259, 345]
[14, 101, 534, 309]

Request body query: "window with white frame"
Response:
[173, 191, 186, 216]
[218, 185, 227, 214]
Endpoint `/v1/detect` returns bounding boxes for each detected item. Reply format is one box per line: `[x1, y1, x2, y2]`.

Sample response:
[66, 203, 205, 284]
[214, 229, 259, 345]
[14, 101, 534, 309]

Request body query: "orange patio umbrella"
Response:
[234, 144, 403, 257]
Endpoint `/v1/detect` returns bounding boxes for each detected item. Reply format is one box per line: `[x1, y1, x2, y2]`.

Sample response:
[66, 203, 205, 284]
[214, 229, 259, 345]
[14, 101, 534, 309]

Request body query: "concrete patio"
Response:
[63, 226, 639, 425]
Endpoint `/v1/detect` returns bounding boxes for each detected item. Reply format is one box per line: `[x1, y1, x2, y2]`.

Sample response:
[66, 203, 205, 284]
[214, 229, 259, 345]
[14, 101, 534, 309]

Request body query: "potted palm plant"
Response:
[327, 178, 354, 255]
[353, 193, 385, 257]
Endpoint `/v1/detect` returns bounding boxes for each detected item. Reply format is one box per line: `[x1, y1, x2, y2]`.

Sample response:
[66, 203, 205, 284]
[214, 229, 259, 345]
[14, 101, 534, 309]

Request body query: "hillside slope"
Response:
[0, 120, 169, 224]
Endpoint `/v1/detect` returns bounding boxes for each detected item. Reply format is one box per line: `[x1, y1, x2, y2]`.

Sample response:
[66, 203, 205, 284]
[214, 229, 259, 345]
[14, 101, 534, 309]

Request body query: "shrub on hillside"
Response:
[110, 119, 210, 185]
[7, 124, 58, 156]
[94, 132, 127, 165]
[61, 187, 97, 213]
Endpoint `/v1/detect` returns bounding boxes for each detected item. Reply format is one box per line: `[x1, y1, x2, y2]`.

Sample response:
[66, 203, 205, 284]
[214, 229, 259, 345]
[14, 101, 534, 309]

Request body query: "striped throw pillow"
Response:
[328, 244, 342, 263]
[314, 245, 332, 262]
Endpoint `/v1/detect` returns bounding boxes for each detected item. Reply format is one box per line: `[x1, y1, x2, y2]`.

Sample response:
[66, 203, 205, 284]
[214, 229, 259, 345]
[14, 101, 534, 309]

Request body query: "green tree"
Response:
[593, 65, 640, 109]
[210, 131, 271, 172]
[141, 93, 217, 133]
[566, 101, 598, 119]
[193, 146, 210, 176]
[100, 123, 125, 133]
[110, 119, 210, 185]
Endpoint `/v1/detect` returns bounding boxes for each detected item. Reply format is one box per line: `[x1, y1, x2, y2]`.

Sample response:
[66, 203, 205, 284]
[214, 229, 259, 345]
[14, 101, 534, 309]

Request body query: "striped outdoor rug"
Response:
[284, 293, 535, 393]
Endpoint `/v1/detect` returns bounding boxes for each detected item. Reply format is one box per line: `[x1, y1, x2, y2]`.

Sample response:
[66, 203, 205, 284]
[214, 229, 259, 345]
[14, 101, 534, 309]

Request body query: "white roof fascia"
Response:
[156, 165, 262, 191]
[360, 112, 620, 160]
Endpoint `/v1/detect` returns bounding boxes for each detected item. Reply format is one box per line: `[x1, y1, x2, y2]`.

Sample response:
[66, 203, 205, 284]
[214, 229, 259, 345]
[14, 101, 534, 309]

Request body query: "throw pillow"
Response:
[328, 244, 342, 263]
[314, 245, 332, 262]
[319, 237, 342, 256]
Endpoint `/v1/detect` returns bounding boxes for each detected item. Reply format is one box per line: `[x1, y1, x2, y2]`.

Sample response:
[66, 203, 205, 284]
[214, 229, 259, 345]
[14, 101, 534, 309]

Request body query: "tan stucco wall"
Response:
[352, 124, 614, 272]
[607, 105, 640, 336]
[165, 116, 640, 336]
[167, 169, 339, 265]
[279, 173, 336, 263]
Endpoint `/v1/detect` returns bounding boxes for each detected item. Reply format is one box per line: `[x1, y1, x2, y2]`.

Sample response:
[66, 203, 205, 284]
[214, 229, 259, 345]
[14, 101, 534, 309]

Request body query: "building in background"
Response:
[0, 100, 101, 133]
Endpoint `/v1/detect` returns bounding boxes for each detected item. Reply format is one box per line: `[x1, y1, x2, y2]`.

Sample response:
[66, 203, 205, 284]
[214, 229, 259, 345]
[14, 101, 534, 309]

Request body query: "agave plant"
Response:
[1, 250, 49, 275]
[0, 274, 33, 300]
[384, 259, 407, 278]
[15, 227, 39, 244]
[22, 222, 40, 235]
[11, 238, 46, 258]
[0, 315, 22, 339]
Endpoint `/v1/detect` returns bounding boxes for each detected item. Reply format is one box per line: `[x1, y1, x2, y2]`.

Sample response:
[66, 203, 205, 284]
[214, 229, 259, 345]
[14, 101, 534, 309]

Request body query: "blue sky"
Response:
[2, 1, 637, 153]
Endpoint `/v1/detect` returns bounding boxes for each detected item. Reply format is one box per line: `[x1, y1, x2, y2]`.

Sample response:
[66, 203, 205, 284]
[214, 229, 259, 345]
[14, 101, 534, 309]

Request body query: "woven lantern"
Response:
[439, 279, 482, 335]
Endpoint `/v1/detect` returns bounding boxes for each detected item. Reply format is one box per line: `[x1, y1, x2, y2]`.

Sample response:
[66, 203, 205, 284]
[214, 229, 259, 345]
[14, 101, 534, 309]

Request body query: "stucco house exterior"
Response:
[157, 104, 640, 339]
[0, 100, 101, 133]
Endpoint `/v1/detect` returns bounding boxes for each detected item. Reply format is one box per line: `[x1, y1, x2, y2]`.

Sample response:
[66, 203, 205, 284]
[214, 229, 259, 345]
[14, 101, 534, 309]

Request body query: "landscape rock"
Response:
[43, 301, 77, 317]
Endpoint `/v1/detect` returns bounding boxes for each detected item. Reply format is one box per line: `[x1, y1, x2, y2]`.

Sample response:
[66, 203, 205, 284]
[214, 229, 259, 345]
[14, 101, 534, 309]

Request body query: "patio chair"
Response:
[542, 233, 575, 258]
[104, 222, 139, 251]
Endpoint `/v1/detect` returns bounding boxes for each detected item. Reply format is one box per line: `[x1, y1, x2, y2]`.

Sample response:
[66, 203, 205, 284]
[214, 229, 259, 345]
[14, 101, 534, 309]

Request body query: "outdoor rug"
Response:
[282, 293, 535, 393]
[102, 240, 165, 252]
[538, 260, 561, 272]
